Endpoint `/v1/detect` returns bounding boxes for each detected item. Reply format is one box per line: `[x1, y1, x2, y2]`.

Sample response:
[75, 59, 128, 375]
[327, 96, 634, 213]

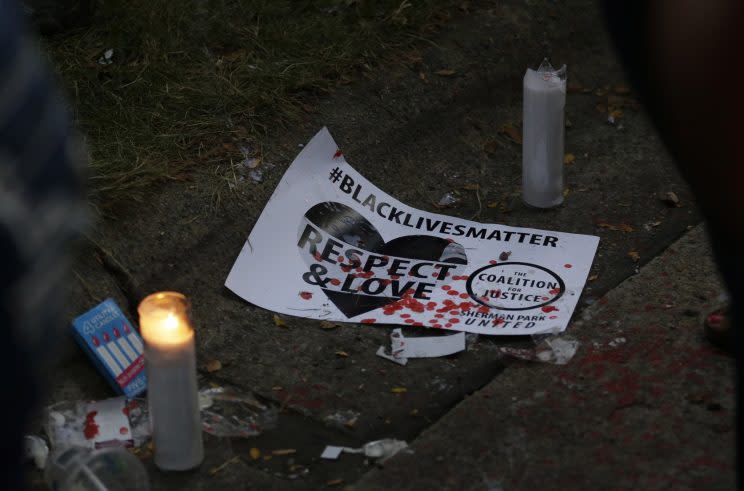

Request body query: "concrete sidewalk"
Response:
[26, 0, 731, 489]
[352, 224, 734, 491]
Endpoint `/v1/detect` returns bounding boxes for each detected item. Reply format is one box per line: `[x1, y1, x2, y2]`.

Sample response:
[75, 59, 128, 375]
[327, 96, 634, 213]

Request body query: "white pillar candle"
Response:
[522, 59, 567, 208]
[138, 292, 203, 471]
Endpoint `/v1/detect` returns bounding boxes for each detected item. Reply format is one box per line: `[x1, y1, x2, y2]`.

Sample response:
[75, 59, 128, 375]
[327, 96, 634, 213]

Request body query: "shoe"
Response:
[704, 306, 733, 354]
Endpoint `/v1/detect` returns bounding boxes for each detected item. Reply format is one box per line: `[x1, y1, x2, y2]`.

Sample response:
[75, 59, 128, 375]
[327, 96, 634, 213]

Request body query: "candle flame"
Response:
[163, 313, 179, 330]
[138, 292, 193, 345]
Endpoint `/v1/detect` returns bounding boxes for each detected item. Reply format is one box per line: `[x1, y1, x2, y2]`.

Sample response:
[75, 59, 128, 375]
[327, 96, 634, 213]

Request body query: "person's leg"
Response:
[0, 0, 85, 487]
[602, 0, 743, 483]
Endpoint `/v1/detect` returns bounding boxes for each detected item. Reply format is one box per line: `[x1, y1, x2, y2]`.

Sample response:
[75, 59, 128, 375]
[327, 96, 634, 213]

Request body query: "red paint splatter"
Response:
[400, 313, 411, 319]
[337, 256, 345, 263]
[435, 313, 444, 318]
[122, 401, 137, 416]
[459, 293, 469, 299]
[429, 319, 438, 324]
[299, 291, 313, 300]
[313, 251, 322, 261]
[119, 427, 129, 435]
[442, 285, 451, 290]
[445, 323, 452, 328]
[333, 149, 343, 158]
[542, 305, 559, 313]
[449, 318, 460, 324]
[447, 290, 459, 296]
[542, 296, 549, 301]
[360, 318, 376, 324]
[83, 411, 99, 439]
[493, 318, 506, 326]
[549, 288, 561, 295]
[477, 305, 490, 314]
[405, 319, 415, 324]
[549, 315, 558, 319]
[564, 263, 572, 268]
[432, 323, 442, 328]
[412, 322, 423, 326]
[489, 260, 498, 265]
[329, 278, 341, 286]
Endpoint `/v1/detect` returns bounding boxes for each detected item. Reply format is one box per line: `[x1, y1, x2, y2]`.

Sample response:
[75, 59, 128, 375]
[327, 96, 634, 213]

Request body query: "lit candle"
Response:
[138, 292, 203, 471]
[522, 59, 567, 208]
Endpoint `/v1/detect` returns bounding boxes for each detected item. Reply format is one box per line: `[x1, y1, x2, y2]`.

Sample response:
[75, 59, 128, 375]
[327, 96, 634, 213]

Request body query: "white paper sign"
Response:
[226, 128, 599, 335]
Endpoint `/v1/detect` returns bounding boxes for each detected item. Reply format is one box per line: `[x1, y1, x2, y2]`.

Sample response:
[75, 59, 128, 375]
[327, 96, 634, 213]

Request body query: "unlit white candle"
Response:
[139, 292, 203, 471]
[522, 60, 566, 208]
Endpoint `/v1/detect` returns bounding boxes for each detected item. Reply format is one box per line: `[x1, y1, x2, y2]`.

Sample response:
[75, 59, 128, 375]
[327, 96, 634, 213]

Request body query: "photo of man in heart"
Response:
[297, 202, 469, 318]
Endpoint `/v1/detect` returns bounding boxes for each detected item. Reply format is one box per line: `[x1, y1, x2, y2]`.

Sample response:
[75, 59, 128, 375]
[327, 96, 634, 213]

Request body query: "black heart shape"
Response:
[302, 202, 468, 318]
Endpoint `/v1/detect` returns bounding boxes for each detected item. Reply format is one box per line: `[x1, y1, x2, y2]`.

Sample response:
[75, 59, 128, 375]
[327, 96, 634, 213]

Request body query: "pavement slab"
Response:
[351, 224, 735, 491]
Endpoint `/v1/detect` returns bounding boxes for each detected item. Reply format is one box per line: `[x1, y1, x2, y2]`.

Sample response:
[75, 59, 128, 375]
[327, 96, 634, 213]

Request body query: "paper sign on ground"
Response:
[226, 128, 599, 335]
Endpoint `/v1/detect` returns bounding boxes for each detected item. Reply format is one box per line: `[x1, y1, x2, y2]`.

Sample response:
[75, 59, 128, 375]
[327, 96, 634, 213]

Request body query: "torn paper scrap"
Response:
[225, 128, 599, 335]
[320, 439, 409, 463]
[535, 336, 579, 364]
[497, 335, 579, 365]
[377, 328, 465, 365]
[362, 439, 408, 462]
[86, 397, 133, 448]
[24, 436, 49, 469]
[320, 446, 345, 460]
[376, 346, 407, 366]
[45, 397, 134, 451]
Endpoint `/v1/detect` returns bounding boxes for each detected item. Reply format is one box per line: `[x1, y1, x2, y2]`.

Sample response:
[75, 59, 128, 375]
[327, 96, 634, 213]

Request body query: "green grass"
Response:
[44, 0, 459, 211]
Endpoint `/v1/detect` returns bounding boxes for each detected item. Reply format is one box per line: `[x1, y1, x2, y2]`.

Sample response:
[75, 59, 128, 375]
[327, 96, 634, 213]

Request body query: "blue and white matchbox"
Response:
[72, 299, 147, 398]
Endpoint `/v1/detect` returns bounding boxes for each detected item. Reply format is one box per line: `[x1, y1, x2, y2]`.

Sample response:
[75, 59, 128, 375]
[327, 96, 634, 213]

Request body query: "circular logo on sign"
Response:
[466, 262, 565, 311]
